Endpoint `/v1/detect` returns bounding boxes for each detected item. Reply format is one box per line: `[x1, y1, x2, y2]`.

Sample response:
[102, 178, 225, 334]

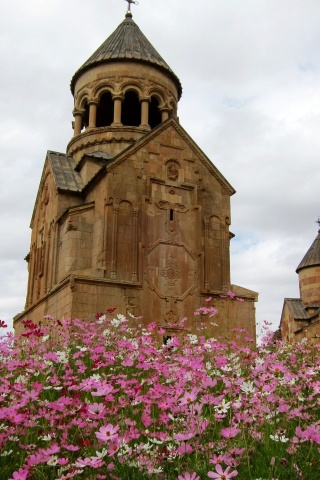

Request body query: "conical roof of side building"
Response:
[71, 13, 182, 98]
[296, 230, 320, 272]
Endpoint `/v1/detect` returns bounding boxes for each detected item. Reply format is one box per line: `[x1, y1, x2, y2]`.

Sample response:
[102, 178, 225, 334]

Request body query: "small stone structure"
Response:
[280, 230, 320, 343]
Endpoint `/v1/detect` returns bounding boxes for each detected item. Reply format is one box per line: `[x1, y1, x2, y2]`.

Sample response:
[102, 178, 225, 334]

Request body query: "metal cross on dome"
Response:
[125, 0, 139, 14]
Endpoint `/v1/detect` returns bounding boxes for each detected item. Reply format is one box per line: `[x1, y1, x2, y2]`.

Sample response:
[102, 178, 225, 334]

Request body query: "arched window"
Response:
[149, 96, 162, 129]
[96, 91, 114, 127]
[121, 90, 140, 126]
[82, 101, 89, 131]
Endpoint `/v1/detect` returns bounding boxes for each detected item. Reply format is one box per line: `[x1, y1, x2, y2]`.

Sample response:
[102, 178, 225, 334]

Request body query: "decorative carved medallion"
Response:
[161, 259, 182, 286]
[145, 241, 197, 300]
[167, 161, 179, 181]
[164, 310, 178, 324]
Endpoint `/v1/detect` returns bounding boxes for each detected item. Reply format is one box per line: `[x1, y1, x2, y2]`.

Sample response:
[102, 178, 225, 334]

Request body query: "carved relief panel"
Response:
[145, 242, 197, 300]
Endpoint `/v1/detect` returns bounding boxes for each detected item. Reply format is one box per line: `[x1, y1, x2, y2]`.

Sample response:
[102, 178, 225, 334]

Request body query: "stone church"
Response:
[14, 9, 258, 340]
[280, 229, 320, 343]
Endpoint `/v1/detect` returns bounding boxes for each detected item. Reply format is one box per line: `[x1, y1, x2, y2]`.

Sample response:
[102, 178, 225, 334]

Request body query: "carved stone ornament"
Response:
[164, 310, 178, 324]
[161, 260, 182, 286]
[67, 223, 78, 231]
[167, 161, 179, 181]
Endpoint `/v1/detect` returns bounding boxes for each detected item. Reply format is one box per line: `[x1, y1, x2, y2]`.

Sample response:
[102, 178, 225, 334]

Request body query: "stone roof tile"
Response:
[286, 298, 311, 320]
[48, 151, 84, 192]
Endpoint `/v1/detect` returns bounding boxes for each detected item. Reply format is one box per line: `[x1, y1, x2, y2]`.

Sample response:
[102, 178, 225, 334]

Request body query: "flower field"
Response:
[0, 308, 319, 480]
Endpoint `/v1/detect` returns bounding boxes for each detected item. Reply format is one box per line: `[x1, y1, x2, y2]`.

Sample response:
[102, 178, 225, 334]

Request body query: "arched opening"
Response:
[121, 90, 140, 126]
[82, 101, 89, 131]
[96, 91, 114, 127]
[149, 96, 162, 129]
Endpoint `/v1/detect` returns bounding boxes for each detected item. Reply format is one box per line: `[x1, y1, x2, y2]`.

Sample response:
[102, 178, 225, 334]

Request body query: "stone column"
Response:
[73, 110, 83, 136]
[140, 97, 150, 128]
[88, 101, 98, 128]
[160, 107, 170, 122]
[110, 205, 119, 279]
[221, 224, 227, 289]
[131, 208, 139, 282]
[112, 93, 123, 126]
[204, 218, 210, 290]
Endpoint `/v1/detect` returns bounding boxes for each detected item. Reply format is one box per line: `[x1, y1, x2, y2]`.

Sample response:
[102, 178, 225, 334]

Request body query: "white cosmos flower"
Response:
[47, 455, 59, 466]
[270, 434, 289, 443]
[214, 399, 231, 413]
[240, 381, 256, 394]
[95, 448, 108, 458]
[0, 450, 13, 456]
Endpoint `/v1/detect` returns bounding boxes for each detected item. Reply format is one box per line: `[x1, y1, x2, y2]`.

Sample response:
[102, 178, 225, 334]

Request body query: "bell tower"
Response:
[67, 10, 182, 165]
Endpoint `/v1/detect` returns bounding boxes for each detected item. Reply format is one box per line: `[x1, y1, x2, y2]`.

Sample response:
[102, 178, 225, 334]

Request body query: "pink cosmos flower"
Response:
[179, 389, 198, 405]
[177, 442, 193, 455]
[87, 402, 106, 415]
[178, 473, 200, 480]
[62, 443, 80, 451]
[75, 457, 104, 468]
[208, 464, 238, 479]
[174, 432, 194, 441]
[91, 382, 114, 396]
[107, 441, 120, 456]
[9, 467, 29, 480]
[220, 426, 240, 439]
[95, 423, 120, 442]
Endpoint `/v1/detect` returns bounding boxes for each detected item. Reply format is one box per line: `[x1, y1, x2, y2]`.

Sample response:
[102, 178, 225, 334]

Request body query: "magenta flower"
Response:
[87, 402, 106, 415]
[179, 389, 198, 405]
[174, 432, 195, 441]
[208, 464, 238, 479]
[91, 382, 114, 396]
[178, 473, 200, 480]
[75, 457, 104, 468]
[9, 468, 29, 480]
[220, 426, 240, 439]
[95, 423, 120, 442]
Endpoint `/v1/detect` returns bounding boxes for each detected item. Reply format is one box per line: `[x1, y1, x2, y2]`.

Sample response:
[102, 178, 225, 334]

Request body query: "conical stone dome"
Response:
[71, 13, 182, 98]
[296, 231, 320, 272]
[296, 231, 320, 305]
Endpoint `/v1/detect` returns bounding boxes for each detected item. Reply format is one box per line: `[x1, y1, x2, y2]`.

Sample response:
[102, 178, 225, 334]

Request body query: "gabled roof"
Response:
[71, 14, 182, 98]
[30, 151, 85, 227]
[284, 298, 311, 320]
[296, 231, 320, 272]
[75, 151, 114, 173]
[82, 117, 236, 196]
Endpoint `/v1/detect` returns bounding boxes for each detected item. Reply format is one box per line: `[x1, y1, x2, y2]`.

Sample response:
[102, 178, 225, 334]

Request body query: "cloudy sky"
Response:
[1, 0, 320, 335]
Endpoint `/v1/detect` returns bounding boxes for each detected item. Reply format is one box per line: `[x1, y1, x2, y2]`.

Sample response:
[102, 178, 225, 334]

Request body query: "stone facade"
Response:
[280, 231, 320, 344]
[14, 13, 257, 342]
